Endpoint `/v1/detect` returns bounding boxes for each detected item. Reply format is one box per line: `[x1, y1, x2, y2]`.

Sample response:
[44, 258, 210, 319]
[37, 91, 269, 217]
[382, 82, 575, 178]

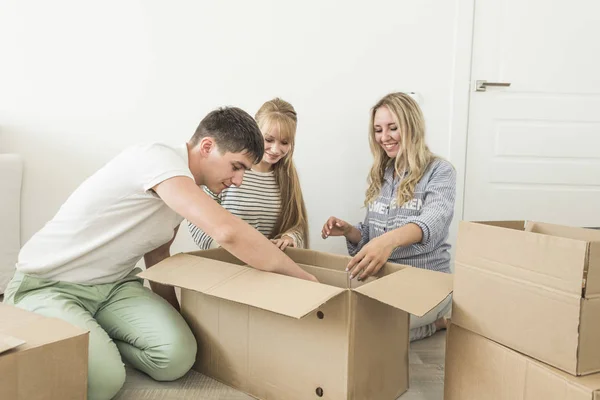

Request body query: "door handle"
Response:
[475, 80, 512, 92]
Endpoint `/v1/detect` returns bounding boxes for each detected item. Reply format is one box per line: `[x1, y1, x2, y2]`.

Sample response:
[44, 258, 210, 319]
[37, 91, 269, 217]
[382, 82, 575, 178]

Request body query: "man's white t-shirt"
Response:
[17, 143, 194, 285]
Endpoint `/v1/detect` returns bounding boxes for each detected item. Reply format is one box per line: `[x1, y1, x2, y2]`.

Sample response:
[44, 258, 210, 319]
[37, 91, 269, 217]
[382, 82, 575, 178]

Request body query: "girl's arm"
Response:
[321, 216, 367, 252]
[346, 219, 369, 255]
[347, 160, 456, 279]
[397, 160, 456, 250]
[154, 176, 318, 282]
[280, 230, 304, 248]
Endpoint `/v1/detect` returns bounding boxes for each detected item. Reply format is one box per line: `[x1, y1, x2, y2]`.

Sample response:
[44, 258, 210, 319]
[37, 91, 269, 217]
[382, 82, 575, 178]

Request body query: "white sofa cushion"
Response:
[0, 154, 23, 294]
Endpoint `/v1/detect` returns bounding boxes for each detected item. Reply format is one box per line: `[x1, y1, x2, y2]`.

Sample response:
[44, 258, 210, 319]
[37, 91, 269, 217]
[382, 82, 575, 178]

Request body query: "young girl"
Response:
[321, 92, 456, 341]
[189, 98, 309, 250]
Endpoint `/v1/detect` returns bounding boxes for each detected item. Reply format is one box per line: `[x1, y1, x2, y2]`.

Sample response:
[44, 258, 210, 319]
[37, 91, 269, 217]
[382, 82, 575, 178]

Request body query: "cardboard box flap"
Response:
[458, 221, 589, 296]
[0, 302, 44, 331]
[526, 221, 600, 242]
[542, 367, 600, 395]
[138, 253, 248, 292]
[0, 303, 87, 350]
[478, 220, 526, 230]
[139, 253, 345, 319]
[355, 267, 453, 317]
[0, 333, 25, 355]
[525, 222, 600, 298]
[287, 248, 351, 272]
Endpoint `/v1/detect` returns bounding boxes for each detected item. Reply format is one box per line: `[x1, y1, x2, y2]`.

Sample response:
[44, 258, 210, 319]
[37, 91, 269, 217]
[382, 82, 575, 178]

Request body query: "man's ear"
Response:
[198, 137, 217, 157]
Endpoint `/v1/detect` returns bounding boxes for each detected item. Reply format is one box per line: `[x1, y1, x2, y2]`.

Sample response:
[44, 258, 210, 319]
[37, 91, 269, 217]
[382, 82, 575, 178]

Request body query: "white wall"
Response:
[0, 0, 469, 259]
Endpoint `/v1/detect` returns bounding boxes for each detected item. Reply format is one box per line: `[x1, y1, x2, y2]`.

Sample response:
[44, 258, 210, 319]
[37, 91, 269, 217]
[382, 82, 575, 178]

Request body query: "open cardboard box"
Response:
[445, 324, 600, 400]
[0, 303, 88, 400]
[453, 220, 600, 376]
[139, 247, 453, 400]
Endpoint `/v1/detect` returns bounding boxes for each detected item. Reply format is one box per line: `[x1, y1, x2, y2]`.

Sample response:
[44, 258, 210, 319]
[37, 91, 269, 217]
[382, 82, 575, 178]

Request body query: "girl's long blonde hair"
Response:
[365, 92, 435, 207]
[255, 98, 309, 247]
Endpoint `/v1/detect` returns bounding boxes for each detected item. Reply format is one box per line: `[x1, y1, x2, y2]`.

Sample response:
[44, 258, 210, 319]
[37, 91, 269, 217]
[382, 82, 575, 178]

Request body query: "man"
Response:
[4, 107, 317, 400]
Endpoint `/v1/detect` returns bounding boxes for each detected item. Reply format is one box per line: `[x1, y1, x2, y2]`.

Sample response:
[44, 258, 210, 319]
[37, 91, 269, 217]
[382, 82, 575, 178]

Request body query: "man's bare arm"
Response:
[153, 176, 317, 282]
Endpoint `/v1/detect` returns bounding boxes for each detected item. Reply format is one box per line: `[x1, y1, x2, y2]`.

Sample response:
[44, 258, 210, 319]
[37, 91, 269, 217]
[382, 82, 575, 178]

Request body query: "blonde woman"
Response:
[321, 92, 456, 341]
[189, 98, 309, 250]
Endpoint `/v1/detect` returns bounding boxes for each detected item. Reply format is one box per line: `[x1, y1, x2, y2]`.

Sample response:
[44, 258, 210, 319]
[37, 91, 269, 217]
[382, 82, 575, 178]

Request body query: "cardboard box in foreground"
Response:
[139, 248, 453, 400]
[445, 324, 600, 400]
[453, 220, 600, 376]
[0, 303, 88, 400]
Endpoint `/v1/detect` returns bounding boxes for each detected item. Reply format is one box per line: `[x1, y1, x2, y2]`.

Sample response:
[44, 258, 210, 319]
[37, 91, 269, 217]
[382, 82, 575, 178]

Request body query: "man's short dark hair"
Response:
[190, 107, 264, 164]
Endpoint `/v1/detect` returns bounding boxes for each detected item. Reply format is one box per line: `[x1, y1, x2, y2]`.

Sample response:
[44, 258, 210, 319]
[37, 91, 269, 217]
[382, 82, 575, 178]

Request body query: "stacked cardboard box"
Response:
[0, 303, 88, 400]
[445, 221, 600, 399]
[140, 247, 453, 400]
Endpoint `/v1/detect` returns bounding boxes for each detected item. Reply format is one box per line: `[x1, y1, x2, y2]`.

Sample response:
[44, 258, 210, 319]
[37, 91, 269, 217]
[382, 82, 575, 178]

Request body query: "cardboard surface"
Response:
[139, 253, 345, 319]
[527, 221, 600, 297]
[144, 248, 452, 400]
[445, 325, 600, 400]
[0, 303, 89, 400]
[458, 221, 588, 295]
[183, 289, 352, 399]
[355, 266, 453, 317]
[0, 333, 25, 355]
[579, 298, 600, 373]
[453, 220, 600, 375]
[348, 292, 409, 400]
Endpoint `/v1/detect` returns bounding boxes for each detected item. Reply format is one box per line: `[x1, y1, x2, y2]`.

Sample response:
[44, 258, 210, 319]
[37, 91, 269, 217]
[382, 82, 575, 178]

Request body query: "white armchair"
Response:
[0, 154, 23, 294]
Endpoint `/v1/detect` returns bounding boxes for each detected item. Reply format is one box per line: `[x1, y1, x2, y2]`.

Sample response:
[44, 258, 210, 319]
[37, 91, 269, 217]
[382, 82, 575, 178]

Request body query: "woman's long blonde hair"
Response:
[365, 92, 435, 207]
[255, 98, 309, 247]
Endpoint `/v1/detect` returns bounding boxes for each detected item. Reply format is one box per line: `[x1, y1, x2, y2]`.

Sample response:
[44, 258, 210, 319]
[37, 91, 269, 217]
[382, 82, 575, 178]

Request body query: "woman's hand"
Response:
[346, 234, 396, 280]
[271, 236, 295, 251]
[321, 216, 351, 239]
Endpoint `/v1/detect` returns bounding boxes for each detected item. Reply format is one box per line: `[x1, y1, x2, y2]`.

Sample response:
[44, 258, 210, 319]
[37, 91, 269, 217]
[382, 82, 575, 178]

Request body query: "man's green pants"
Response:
[3, 270, 197, 400]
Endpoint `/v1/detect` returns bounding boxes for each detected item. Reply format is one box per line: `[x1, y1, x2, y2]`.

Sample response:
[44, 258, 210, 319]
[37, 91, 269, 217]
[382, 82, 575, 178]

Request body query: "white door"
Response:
[463, 0, 600, 227]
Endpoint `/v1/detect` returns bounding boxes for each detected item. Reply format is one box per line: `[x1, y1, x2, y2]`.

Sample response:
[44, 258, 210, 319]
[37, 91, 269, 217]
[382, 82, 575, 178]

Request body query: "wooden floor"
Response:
[115, 331, 446, 400]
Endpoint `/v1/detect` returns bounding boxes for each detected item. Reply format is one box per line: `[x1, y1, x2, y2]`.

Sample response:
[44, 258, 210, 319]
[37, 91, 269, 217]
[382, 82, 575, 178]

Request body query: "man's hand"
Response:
[152, 176, 317, 282]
